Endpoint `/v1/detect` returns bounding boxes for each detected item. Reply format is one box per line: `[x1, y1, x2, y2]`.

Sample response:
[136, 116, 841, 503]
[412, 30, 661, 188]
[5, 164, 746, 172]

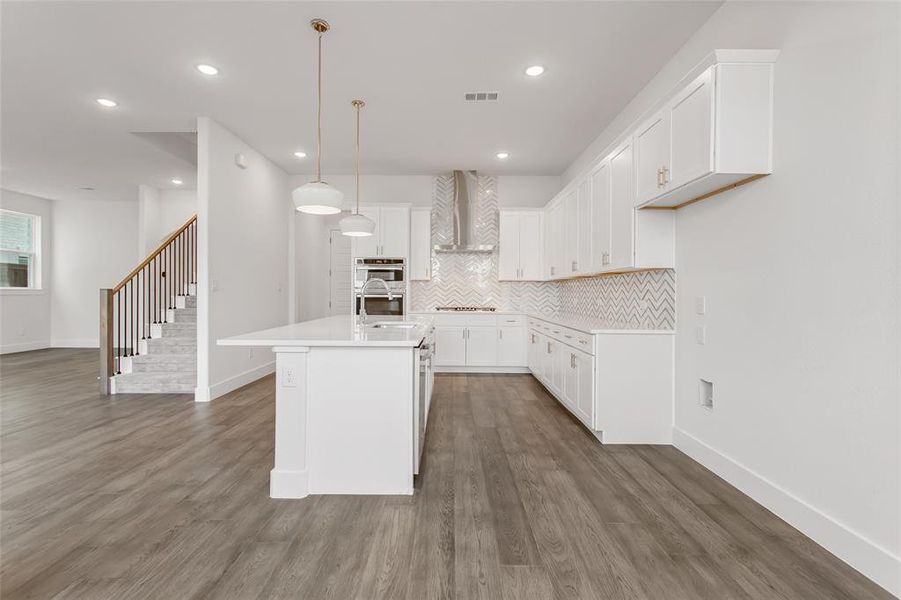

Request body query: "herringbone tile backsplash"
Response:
[409, 175, 675, 329]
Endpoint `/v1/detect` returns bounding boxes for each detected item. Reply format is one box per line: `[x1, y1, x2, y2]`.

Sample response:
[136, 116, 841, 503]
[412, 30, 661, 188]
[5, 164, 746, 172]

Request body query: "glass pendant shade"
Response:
[292, 181, 343, 214]
[339, 212, 375, 236]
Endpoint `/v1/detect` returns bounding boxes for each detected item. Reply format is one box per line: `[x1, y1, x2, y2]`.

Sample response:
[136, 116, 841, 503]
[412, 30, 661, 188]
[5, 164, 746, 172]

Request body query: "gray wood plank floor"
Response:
[0, 348, 891, 599]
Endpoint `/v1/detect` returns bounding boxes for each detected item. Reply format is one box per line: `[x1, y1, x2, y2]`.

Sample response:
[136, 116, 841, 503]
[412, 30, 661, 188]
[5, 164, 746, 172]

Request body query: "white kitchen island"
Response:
[218, 315, 433, 499]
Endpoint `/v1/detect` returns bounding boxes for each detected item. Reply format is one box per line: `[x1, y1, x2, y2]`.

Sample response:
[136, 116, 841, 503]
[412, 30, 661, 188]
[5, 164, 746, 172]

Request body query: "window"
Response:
[0, 209, 41, 289]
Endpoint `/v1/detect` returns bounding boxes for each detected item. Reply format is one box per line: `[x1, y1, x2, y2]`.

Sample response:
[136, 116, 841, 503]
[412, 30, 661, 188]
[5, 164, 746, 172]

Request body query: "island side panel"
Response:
[271, 347, 311, 498]
[307, 346, 415, 495]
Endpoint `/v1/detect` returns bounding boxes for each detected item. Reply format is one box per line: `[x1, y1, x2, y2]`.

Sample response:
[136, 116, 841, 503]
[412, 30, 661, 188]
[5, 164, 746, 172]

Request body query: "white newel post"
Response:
[270, 347, 310, 498]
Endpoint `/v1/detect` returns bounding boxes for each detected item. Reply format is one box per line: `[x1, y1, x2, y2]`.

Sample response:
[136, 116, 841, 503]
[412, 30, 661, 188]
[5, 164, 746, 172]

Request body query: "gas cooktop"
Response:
[435, 306, 497, 312]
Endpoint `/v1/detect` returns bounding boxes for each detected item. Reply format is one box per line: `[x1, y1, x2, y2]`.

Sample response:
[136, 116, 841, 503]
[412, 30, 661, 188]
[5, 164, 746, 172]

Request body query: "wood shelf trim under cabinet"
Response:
[641, 173, 768, 211]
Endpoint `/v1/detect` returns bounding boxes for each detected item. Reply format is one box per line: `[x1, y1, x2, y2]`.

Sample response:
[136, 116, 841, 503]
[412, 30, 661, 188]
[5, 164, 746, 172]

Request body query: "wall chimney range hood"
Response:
[434, 170, 495, 253]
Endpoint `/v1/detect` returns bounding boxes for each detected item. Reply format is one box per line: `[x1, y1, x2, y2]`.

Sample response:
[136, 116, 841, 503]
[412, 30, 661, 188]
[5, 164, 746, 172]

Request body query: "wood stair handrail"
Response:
[113, 214, 197, 293]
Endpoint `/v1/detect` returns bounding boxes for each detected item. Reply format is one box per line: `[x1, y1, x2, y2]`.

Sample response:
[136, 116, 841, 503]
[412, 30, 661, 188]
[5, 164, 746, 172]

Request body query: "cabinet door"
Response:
[409, 208, 431, 280]
[563, 348, 579, 411]
[563, 190, 578, 276]
[497, 326, 526, 366]
[544, 202, 563, 279]
[518, 212, 542, 280]
[352, 206, 380, 257]
[576, 350, 594, 427]
[549, 339, 564, 394]
[576, 177, 592, 275]
[465, 327, 498, 366]
[434, 326, 466, 366]
[527, 330, 540, 374]
[669, 66, 715, 190]
[498, 212, 520, 281]
[590, 160, 612, 271]
[378, 206, 409, 258]
[540, 335, 552, 383]
[609, 140, 635, 271]
[634, 110, 671, 206]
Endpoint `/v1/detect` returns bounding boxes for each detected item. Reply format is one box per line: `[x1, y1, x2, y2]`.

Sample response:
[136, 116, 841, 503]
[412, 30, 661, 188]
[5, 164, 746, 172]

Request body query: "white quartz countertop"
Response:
[217, 315, 432, 348]
[409, 310, 673, 335]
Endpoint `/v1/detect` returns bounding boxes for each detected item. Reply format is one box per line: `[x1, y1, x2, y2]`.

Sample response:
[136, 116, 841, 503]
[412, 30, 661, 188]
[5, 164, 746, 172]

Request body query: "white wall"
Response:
[561, 2, 900, 594]
[138, 185, 196, 255]
[50, 198, 139, 347]
[196, 117, 291, 401]
[0, 189, 52, 353]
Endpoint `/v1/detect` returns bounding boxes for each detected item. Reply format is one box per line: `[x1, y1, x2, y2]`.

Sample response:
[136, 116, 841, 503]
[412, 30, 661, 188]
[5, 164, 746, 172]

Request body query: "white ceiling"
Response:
[1, 1, 721, 202]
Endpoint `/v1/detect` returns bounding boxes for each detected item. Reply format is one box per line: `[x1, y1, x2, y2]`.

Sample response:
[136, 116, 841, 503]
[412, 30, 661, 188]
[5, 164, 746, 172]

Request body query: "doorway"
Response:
[329, 230, 352, 316]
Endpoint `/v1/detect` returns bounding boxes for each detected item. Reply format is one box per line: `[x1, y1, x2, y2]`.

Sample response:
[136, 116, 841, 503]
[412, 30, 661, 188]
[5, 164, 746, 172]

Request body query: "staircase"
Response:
[100, 215, 197, 395]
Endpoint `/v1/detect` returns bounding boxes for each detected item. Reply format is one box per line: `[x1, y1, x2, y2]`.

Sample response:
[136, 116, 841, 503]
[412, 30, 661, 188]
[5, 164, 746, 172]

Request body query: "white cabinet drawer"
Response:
[433, 313, 497, 327]
[497, 314, 525, 327]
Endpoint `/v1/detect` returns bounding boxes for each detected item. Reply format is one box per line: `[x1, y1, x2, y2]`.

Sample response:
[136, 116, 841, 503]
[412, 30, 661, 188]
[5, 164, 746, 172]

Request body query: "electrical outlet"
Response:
[696, 325, 706, 345]
[248, 348, 254, 359]
[282, 366, 297, 388]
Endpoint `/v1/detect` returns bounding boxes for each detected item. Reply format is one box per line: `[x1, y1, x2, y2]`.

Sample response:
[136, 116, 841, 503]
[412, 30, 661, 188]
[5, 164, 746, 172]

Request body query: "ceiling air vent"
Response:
[464, 91, 499, 102]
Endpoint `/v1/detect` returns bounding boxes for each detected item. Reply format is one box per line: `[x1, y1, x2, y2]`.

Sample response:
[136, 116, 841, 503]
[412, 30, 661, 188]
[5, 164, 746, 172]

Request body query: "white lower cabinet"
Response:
[527, 316, 673, 444]
[465, 327, 498, 366]
[434, 326, 466, 366]
[418, 313, 527, 370]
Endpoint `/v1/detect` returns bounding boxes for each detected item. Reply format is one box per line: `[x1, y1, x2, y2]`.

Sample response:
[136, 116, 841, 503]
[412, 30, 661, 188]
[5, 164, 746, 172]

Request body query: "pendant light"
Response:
[292, 18, 344, 214]
[340, 100, 376, 236]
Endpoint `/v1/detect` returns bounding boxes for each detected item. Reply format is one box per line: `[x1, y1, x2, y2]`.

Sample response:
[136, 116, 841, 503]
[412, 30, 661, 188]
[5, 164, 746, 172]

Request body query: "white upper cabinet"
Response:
[634, 52, 777, 209]
[499, 210, 542, 281]
[352, 205, 410, 259]
[634, 110, 672, 206]
[669, 66, 715, 189]
[409, 208, 431, 280]
[576, 177, 592, 276]
[378, 206, 410, 258]
[589, 160, 611, 271]
[543, 201, 564, 280]
[563, 190, 578, 276]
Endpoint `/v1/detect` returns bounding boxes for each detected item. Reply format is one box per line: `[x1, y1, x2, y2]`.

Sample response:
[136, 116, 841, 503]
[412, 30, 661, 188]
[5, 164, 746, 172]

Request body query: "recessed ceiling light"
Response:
[294, 151, 307, 159]
[171, 178, 183, 185]
[496, 151, 510, 160]
[95, 98, 118, 108]
[196, 64, 219, 76]
[525, 65, 545, 77]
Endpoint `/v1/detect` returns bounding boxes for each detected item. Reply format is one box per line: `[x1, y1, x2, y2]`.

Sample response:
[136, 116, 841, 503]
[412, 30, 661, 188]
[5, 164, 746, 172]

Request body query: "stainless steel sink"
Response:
[368, 321, 420, 329]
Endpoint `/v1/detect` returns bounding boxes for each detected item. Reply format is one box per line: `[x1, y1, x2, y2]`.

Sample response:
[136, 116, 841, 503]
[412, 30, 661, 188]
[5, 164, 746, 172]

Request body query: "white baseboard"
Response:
[50, 338, 98, 348]
[0, 340, 50, 354]
[270, 468, 309, 499]
[434, 365, 530, 374]
[195, 361, 275, 403]
[673, 427, 900, 598]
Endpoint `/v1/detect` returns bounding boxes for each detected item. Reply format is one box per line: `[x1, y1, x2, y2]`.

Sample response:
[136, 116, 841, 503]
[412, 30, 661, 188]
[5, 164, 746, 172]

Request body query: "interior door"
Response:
[590, 160, 612, 271]
[329, 230, 352, 316]
[609, 140, 635, 271]
[434, 326, 466, 366]
[634, 110, 671, 205]
[669, 66, 715, 190]
[352, 206, 380, 257]
[378, 206, 409, 258]
[465, 327, 498, 366]
[518, 212, 542, 280]
[498, 212, 520, 280]
[563, 190, 578, 276]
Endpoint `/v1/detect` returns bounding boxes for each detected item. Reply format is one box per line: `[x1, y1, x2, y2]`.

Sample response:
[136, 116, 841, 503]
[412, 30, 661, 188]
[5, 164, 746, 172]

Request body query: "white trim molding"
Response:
[0, 340, 50, 354]
[673, 427, 901, 597]
[196, 360, 275, 403]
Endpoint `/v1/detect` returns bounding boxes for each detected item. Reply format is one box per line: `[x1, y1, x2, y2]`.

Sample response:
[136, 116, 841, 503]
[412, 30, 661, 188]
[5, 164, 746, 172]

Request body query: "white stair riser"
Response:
[126, 357, 196, 373]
